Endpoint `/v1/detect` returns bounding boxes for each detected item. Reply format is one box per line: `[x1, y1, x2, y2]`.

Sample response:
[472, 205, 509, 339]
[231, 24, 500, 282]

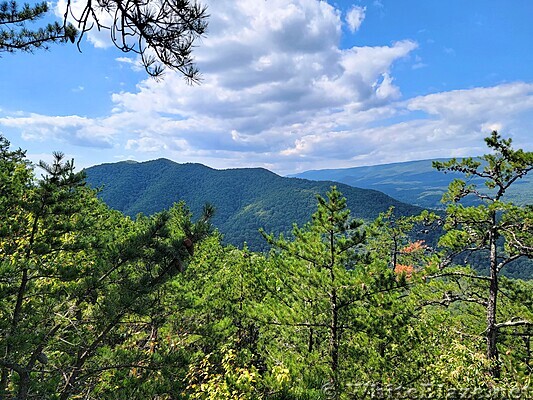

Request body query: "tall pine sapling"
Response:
[433, 131, 533, 378]
[262, 187, 406, 397]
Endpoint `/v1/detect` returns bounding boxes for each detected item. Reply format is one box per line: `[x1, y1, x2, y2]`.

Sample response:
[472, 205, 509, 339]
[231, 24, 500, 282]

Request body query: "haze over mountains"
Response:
[290, 158, 533, 209]
[84, 159, 424, 251]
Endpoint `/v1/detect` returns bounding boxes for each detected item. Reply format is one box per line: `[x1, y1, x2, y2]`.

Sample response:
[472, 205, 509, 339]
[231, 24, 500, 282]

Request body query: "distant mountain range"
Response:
[290, 158, 533, 209]
[84, 159, 424, 251]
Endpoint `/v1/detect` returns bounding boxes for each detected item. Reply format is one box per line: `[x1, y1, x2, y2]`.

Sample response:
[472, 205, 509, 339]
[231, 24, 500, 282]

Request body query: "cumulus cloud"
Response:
[103, 0, 417, 160]
[0, 114, 115, 148]
[407, 83, 533, 122]
[345, 6, 366, 33]
[4, 0, 533, 174]
[273, 82, 533, 171]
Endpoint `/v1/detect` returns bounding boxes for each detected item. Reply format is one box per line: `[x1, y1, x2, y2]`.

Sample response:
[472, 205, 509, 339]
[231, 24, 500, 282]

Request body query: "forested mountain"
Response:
[2, 133, 532, 399]
[84, 158, 533, 279]
[84, 159, 424, 250]
[291, 158, 533, 209]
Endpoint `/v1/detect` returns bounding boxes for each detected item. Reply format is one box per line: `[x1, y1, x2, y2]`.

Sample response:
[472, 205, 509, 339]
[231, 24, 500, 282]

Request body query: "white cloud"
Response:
[345, 6, 366, 33]
[406, 83, 533, 126]
[375, 73, 400, 100]
[115, 56, 144, 72]
[0, 114, 115, 148]
[4, 0, 532, 175]
[126, 137, 169, 152]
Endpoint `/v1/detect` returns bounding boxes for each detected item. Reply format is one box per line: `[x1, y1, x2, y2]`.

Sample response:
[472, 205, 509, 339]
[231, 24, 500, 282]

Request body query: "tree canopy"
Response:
[0, 133, 531, 398]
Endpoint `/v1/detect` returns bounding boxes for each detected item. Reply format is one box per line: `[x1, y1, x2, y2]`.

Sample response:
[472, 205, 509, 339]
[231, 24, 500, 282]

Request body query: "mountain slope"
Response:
[290, 158, 533, 209]
[84, 159, 424, 251]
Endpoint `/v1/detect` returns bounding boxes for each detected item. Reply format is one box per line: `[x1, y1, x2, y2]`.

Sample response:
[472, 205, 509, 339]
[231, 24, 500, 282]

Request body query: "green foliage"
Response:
[85, 159, 424, 252]
[431, 131, 533, 379]
[1, 133, 531, 398]
[366, 206, 441, 273]
[0, 136, 214, 399]
[0, 1, 77, 52]
[186, 348, 262, 399]
[260, 188, 427, 397]
[85, 158, 533, 278]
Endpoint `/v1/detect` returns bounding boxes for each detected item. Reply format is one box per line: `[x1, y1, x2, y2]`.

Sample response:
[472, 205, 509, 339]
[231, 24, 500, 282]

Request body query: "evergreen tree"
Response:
[433, 131, 533, 378]
[262, 187, 410, 398]
[0, 138, 214, 399]
[0, 1, 77, 51]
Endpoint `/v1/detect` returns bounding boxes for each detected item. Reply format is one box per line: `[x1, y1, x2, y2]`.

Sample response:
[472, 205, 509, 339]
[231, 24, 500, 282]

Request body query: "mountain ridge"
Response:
[290, 158, 532, 208]
[84, 158, 425, 251]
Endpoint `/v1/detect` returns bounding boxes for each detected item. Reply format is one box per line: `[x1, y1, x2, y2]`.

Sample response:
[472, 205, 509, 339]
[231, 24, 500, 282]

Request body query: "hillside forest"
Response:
[83, 160, 425, 254]
[0, 131, 532, 399]
[83, 150, 533, 281]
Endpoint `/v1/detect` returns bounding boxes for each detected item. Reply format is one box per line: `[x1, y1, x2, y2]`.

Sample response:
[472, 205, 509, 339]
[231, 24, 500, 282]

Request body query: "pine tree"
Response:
[0, 0, 207, 79]
[0, 138, 215, 399]
[434, 131, 533, 378]
[262, 187, 407, 397]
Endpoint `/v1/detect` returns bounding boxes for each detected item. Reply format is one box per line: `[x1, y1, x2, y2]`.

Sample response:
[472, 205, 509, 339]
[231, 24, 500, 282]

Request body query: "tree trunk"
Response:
[308, 328, 314, 353]
[2, 210, 42, 398]
[327, 225, 339, 396]
[1, 267, 29, 399]
[15, 370, 30, 400]
[486, 216, 500, 378]
[329, 287, 339, 396]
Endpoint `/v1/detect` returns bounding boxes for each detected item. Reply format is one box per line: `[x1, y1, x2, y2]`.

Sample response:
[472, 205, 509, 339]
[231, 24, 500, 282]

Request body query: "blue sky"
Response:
[1, 0, 533, 174]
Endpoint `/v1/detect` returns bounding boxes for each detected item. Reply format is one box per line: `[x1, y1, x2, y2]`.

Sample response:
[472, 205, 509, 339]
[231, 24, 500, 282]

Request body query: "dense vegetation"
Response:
[84, 161, 424, 252]
[291, 158, 533, 209]
[84, 158, 533, 280]
[0, 132, 532, 399]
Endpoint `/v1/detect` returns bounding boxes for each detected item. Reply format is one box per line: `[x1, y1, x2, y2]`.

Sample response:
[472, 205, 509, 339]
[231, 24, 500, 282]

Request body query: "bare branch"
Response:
[495, 320, 532, 329]
[1, 0, 208, 79]
[419, 295, 488, 309]
[425, 271, 492, 282]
